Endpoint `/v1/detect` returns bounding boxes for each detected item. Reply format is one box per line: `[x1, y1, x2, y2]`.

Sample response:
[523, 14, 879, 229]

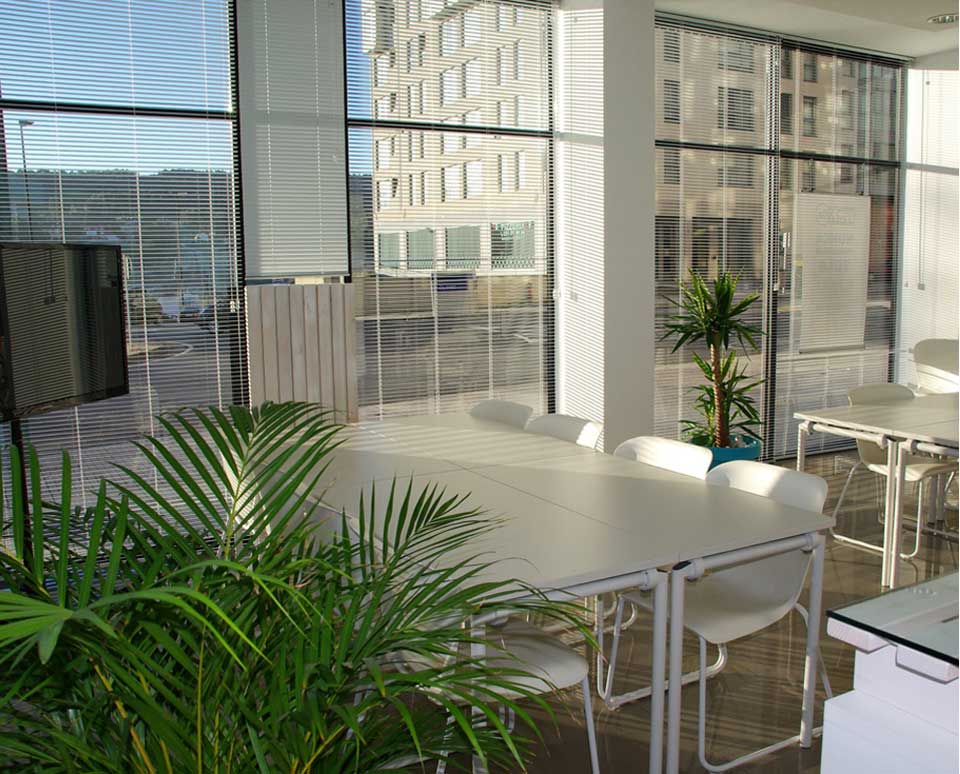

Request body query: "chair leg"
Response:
[794, 604, 832, 699]
[581, 675, 601, 774]
[597, 594, 726, 709]
[830, 464, 888, 554]
[899, 481, 925, 559]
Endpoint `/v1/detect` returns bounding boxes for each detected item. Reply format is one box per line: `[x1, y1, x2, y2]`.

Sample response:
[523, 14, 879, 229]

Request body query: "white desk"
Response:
[795, 393, 959, 587]
[822, 573, 958, 774]
[315, 415, 834, 773]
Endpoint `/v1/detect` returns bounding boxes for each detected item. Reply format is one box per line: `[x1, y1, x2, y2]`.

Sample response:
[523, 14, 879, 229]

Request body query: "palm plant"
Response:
[662, 270, 763, 448]
[0, 402, 585, 772]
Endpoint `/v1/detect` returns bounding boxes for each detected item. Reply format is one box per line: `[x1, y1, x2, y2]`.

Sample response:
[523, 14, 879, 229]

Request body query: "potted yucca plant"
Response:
[663, 270, 763, 466]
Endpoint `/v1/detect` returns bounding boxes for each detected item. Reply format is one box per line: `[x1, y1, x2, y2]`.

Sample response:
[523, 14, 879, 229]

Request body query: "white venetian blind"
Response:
[555, 2, 604, 428]
[0, 0, 246, 505]
[236, 0, 349, 278]
[898, 67, 959, 384]
[345, 0, 554, 419]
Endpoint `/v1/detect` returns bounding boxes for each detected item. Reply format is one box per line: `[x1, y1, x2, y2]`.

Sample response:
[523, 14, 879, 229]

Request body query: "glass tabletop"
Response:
[828, 572, 958, 665]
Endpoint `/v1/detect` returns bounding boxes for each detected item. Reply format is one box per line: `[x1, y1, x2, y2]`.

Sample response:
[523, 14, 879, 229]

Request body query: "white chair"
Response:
[831, 384, 956, 558]
[914, 338, 960, 394]
[688, 460, 832, 771]
[469, 399, 533, 429]
[596, 437, 717, 709]
[613, 436, 714, 479]
[525, 413, 603, 449]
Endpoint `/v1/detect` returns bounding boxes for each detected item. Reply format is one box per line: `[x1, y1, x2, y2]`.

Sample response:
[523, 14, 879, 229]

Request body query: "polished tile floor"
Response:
[517, 451, 958, 773]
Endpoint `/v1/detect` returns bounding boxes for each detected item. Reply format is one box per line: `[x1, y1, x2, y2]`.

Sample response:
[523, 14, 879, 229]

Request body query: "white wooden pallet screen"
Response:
[246, 283, 358, 422]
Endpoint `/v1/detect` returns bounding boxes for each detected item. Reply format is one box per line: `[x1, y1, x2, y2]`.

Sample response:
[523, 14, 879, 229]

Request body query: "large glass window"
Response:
[346, 0, 552, 418]
[655, 26, 902, 459]
[0, 0, 244, 503]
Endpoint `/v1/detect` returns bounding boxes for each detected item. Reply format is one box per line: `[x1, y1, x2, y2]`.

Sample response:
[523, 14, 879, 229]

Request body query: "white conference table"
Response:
[314, 414, 835, 773]
[795, 392, 959, 588]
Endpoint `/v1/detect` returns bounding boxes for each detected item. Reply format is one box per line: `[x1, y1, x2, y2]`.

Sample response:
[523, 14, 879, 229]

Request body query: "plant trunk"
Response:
[710, 336, 729, 448]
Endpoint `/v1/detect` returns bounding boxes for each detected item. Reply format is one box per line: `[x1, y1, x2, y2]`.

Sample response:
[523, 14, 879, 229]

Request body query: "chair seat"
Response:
[866, 459, 957, 481]
[483, 619, 589, 698]
[623, 554, 805, 646]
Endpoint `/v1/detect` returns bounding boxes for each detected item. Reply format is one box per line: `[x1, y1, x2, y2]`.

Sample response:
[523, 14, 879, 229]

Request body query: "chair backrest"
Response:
[613, 436, 713, 479]
[914, 338, 960, 394]
[525, 413, 603, 448]
[705, 460, 828, 619]
[849, 383, 915, 465]
[705, 460, 828, 514]
[469, 399, 533, 429]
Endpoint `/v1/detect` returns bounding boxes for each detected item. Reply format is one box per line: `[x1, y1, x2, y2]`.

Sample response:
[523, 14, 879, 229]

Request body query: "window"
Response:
[379, 233, 401, 268]
[718, 87, 754, 132]
[446, 225, 481, 269]
[841, 58, 855, 77]
[655, 216, 680, 279]
[780, 157, 794, 191]
[839, 145, 855, 183]
[0, 0, 246, 499]
[802, 159, 816, 190]
[780, 93, 793, 134]
[464, 58, 481, 97]
[491, 222, 535, 269]
[347, 0, 552, 419]
[802, 95, 817, 136]
[407, 228, 435, 269]
[376, 93, 396, 118]
[663, 29, 680, 63]
[663, 147, 680, 184]
[840, 89, 854, 130]
[465, 160, 483, 198]
[803, 52, 817, 82]
[376, 136, 394, 169]
[440, 67, 461, 105]
[377, 178, 398, 209]
[663, 79, 680, 124]
[441, 164, 462, 201]
[719, 154, 754, 188]
[374, 53, 392, 87]
[781, 49, 793, 80]
[441, 16, 461, 55]
[719, 40, 754, 72]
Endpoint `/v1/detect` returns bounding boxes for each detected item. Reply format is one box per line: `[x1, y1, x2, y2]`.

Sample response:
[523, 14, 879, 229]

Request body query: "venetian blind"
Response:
[236, 0, 349, 278]
[345, 0, 554, 419]
[0, 0, 246, 506]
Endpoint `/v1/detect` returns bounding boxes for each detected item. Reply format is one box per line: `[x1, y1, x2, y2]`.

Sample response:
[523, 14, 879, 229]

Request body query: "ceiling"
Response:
[656, 0, 960, 59]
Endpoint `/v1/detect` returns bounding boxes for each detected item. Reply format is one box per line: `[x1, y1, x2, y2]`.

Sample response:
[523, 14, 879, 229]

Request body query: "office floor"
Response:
[513, 451, 959, 774]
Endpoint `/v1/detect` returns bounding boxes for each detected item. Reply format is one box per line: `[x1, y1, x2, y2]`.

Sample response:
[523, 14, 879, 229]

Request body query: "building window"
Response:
[465, 160, 483, 198]
[839, 145, 855, 184]
[374, 52, 392, 87]
[420, 170, 428, 204]
[718, 87, 754, 132]
[719, 40, 753, 72]
[464, 58, 481, 97]
[780, 93, 793, 134]
[663, 147, 680, 184]
[663, 79, 680, 124]
[441, 16, 461, 55]
[841, 58, 855, 77]
[496, 46, 508, 85]
[464, 110, 481, 147]
[513, 40, 523, 79]
[840, 89, 854, 130]
[446, 225, 481, 269]
[780, 158, 793, 191]
[802, 52, 817, 82]
[375, 136, 394, 169]
[376, 93, 396, 119]
[802, 95, 817, 136]
[781, 48, 793, 80]
[441, 164, 462, 201]
[442, 117, 461, 153]
[463, 6, 482, 46]
[440, 67, 461, 105]
[719, 154, 754, 188]
[663, 29, 680, 63]
[378, 232, 401, 268]
[491, 221, 535, 269]
[407, 228, 435, 269]
[802, 159, 816, 190]
[377, 178, 398, 210]
[655, 215, 680, 279]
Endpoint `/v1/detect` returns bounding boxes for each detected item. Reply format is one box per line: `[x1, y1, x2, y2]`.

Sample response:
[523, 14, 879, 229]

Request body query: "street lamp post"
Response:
[18, 119, 35, 240]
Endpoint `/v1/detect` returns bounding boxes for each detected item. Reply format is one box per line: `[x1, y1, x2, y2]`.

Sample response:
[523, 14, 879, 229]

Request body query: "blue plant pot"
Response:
[707, 436, 761, 469]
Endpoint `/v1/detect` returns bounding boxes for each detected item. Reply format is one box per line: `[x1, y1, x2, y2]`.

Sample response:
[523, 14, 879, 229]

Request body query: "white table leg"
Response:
[797, 422, 809, 472]
[881, 440, 899, 587]
[470, 621, 488, 774]
[666, 564, 688, 774]
[800, 533, 826, 746]
[888, 443, 910, 589]
[649, 571, 668, 774]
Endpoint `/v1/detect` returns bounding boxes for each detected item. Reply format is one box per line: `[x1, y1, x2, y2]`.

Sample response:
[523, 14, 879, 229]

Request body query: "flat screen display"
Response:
[0, 243, 129, 421]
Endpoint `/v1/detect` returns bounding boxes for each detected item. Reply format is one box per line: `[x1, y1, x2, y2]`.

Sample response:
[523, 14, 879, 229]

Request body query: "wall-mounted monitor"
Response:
[0, 243, 129, 421]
